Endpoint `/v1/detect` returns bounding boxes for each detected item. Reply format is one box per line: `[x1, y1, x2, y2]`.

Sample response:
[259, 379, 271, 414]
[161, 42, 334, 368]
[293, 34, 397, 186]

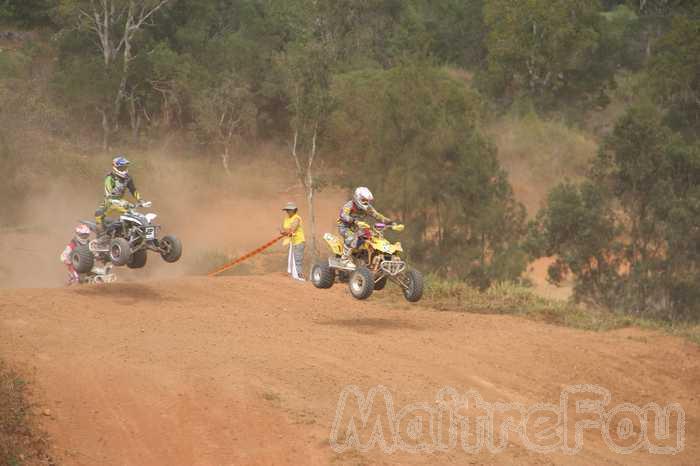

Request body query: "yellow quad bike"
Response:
[311, 221, 424, 302]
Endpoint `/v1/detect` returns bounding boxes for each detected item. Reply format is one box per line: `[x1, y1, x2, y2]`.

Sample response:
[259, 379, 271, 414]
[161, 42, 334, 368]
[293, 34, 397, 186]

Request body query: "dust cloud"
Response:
[0, 145, 346, 288]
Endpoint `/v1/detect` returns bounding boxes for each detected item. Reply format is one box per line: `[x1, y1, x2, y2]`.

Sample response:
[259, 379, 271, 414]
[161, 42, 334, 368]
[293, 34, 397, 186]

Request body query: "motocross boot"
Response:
[339, 246, 356, 269]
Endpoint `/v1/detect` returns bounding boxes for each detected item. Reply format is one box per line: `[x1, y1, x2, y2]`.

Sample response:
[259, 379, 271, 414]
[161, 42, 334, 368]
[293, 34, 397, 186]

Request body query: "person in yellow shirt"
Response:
[281, 202, 306, 280]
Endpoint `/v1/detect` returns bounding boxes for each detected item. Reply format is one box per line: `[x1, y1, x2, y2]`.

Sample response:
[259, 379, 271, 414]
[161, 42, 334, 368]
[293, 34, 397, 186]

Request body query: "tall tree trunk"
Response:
[306, 126, 319, 262]
[480, 232, 487, 268]
[100, 108, 110, 151]
[115, 15, 132, 132]
[289, 127, 320, 272]
[128, 92, 140, 143]
[79, 0, 171, 145]
[306, 176, 317, 262]
[221, 146, 231, 176]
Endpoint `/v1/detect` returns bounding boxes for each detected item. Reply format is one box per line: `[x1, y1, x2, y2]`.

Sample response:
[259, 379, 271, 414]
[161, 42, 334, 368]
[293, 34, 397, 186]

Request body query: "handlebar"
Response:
[374, 223, 404, 232]
[125, 200, 152, 209]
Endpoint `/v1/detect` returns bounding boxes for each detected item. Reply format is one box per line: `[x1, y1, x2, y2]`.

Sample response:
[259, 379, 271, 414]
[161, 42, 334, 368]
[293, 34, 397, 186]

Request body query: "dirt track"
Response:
[1, 275, 698, 465]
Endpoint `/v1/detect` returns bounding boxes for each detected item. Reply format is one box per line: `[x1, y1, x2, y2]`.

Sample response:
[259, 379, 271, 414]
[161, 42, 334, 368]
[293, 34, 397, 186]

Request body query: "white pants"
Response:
[287, 243, 305, 279]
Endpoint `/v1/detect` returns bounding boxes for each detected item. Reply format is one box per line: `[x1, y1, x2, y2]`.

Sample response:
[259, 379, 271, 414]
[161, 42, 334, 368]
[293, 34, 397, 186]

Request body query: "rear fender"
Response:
[323, 233, 344, 256]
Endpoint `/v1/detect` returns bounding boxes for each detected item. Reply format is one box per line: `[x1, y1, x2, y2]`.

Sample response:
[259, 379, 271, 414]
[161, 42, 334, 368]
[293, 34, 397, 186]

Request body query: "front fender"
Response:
[370, 239, 403, 255]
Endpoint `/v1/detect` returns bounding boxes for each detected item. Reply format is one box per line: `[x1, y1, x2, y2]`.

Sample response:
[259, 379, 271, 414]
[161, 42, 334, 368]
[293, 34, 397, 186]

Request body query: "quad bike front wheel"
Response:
[110, 238, 132, 266]
[402, 268, 424, 303]
[160, 235, 182, 263]
[349, 267, 374, 300]
[311, 262, 335, 289]
[71, 244, 94, 274]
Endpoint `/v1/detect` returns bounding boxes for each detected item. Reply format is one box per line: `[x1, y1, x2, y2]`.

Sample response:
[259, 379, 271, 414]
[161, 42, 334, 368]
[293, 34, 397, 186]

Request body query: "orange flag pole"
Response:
[208, 235, 286, 277]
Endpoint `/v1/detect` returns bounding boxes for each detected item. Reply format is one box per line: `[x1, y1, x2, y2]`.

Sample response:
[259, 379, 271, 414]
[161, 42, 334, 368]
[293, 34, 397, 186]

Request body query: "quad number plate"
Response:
[145, 227, 156, 239]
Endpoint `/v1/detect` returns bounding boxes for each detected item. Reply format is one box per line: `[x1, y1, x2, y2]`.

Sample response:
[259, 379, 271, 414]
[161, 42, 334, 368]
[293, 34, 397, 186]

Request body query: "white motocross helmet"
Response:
[353, 187, 373, 211]
[74, 224, 91, 245]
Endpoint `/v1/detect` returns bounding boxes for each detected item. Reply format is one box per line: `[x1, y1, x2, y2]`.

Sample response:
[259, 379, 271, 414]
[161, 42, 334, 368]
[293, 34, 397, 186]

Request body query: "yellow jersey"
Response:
[283, 213, 305, 245]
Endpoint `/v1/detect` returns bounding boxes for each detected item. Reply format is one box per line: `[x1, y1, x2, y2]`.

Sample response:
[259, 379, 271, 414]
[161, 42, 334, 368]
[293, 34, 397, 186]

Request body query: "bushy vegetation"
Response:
[0, 362, 54, 466]
[1, 0, 699, 321]
[328, 62, 527, 285]
[424, 275, 633, 331]
[528, 104, 700, 320]
[423, 276, 700, 343]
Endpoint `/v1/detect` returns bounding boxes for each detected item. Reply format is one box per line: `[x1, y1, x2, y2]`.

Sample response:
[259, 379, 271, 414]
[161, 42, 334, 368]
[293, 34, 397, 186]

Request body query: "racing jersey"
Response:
[337, 200, 390, 226]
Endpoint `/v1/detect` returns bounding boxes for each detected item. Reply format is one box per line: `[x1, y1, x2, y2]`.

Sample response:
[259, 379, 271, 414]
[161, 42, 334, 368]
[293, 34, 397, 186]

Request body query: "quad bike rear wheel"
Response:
[311, 262, 335, 289]
[349, 267, 374, 300]
[109, 238, 132, 266]
[128, 248, 148, 269]
[160, 235, 182, 263]
[402, 268, 424, 302]
[71, 244, 94, 274]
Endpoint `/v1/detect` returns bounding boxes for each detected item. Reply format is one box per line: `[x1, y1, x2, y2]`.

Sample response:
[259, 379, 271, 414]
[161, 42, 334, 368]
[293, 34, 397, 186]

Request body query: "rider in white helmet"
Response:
[336, 187, 392, 268]
[60, 223, 91, 285]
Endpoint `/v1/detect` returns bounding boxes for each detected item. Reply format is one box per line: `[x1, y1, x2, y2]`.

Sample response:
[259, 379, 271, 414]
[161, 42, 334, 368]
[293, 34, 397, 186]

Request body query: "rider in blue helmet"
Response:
[94, 156, 141, 234]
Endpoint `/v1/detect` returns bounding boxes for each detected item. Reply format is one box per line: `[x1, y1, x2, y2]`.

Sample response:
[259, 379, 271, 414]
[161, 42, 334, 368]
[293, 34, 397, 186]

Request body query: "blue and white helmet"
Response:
[112, 156, 130, 179]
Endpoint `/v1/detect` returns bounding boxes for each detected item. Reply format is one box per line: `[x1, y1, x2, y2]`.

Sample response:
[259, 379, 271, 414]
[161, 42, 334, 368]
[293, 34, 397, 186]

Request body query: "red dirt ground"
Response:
[1, 274, 698, 465]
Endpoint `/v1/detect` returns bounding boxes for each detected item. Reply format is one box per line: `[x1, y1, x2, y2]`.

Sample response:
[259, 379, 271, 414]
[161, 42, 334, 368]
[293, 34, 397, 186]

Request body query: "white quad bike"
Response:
[79, 200, 183, 270]
[69, 247, 117, 284]
[311, 221, 424, 302]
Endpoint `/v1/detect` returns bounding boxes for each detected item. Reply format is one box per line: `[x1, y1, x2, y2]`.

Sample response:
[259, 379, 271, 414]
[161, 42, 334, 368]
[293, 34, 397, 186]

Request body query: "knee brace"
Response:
[344, 233, 358, 248]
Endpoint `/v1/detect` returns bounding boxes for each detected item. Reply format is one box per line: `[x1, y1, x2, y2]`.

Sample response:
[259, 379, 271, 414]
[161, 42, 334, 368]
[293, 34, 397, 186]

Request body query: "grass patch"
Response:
[422, 276, 698, 343]
[0, 361, 55, 466]
[635, 319, 700, 345]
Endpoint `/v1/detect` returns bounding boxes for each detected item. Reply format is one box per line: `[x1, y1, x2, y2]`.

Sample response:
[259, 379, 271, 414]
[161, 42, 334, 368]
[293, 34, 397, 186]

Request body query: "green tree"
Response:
[329, 61, 526, 285]
[597, 104, 700, 317]
[275, 0, 345, 259]
[648, 6, 700, 136]
[421, 0, 487, 68]
[191, 77, 257, 174]
[483, 0, 608, 109]
[624, 0, 696, 60]
[0, 0, 56, 27]
[531, 104, 700, 319]
[655, 141, 700, 317]
[599, 5, 645, 71]
[55, 0, 172, 147]
[527, 181, 623, 307]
